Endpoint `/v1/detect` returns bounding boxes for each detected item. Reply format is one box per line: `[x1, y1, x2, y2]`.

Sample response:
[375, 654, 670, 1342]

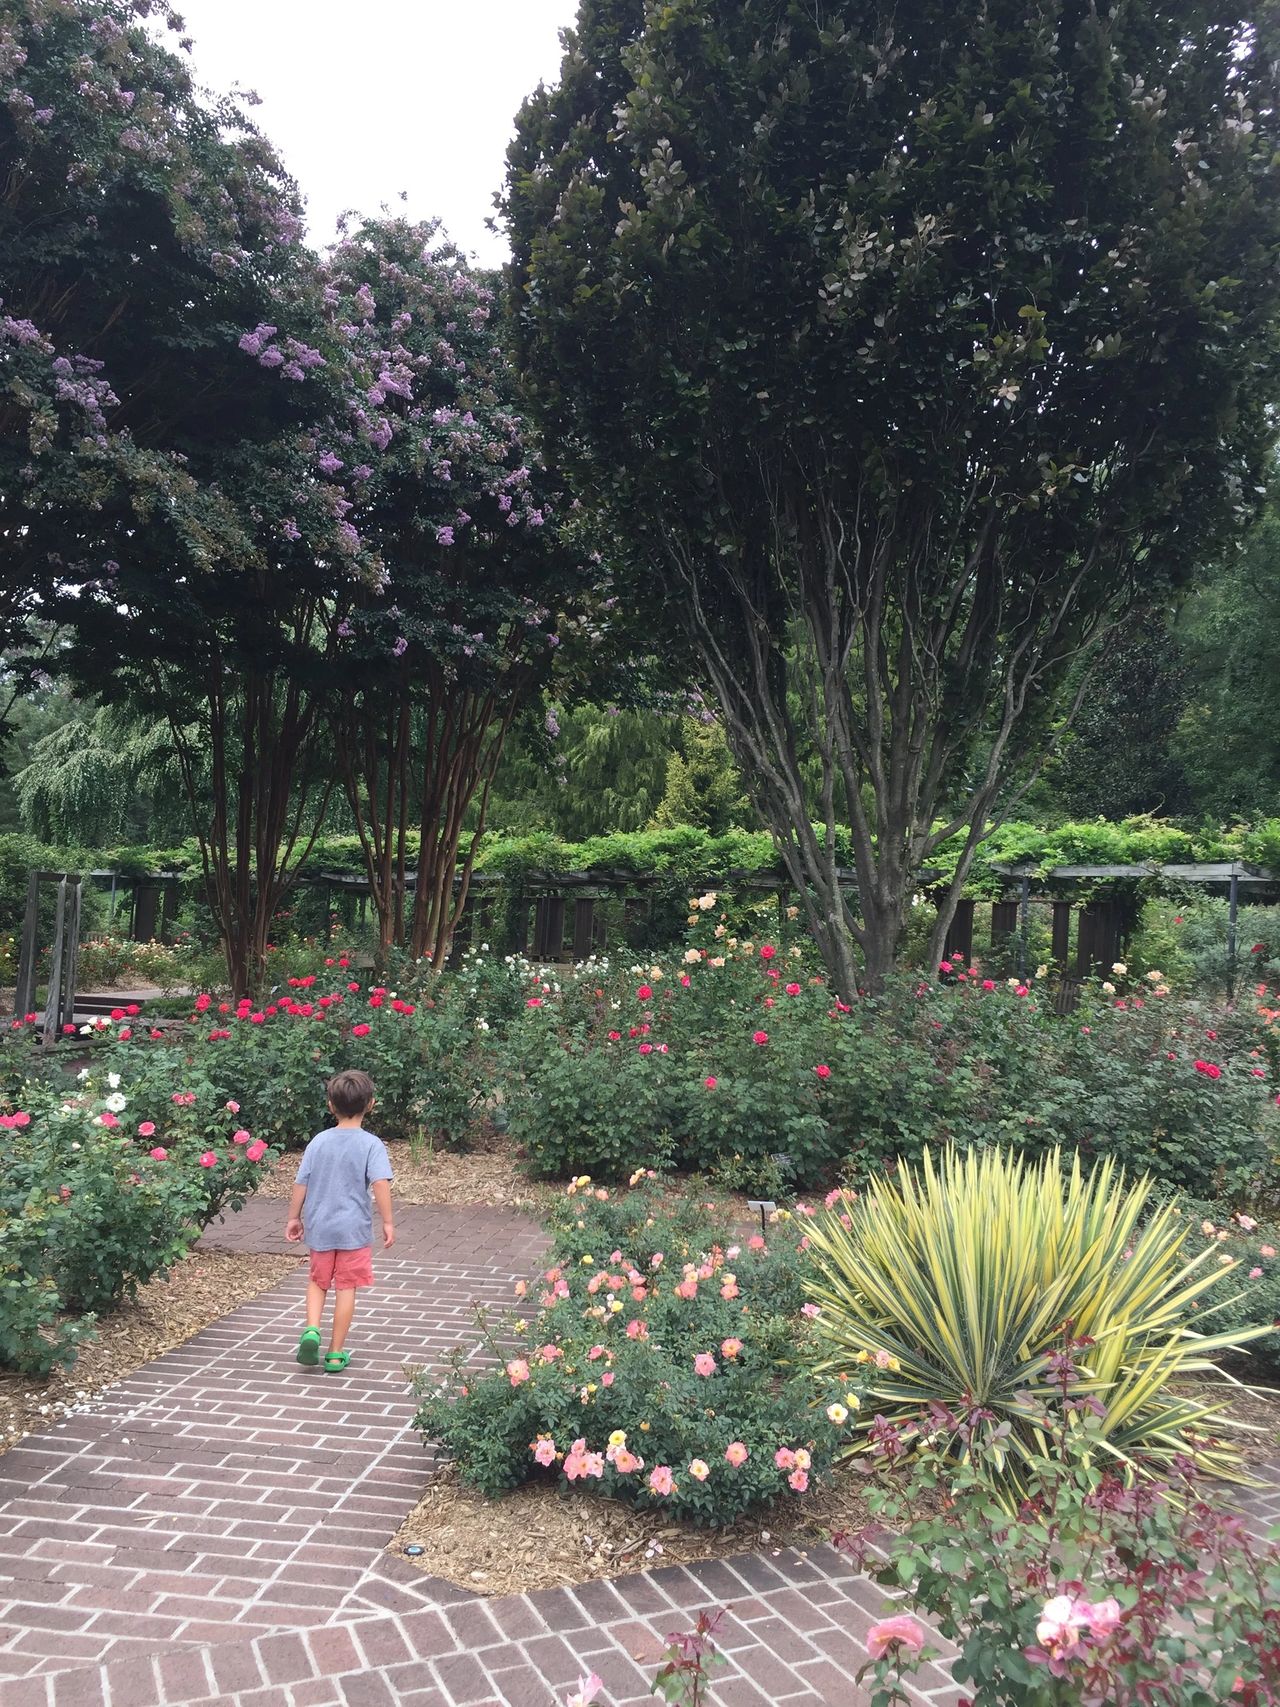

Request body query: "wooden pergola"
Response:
[312, 863, 889, 962]
[943, 861, 1280, 989]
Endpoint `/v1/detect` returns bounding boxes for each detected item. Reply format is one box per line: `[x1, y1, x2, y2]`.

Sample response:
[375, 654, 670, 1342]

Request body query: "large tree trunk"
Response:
[408, 669, 515, 968]
[673, 468, 1109, 996]
[167, 607, 335, 998]
[340, 657, 521, 973]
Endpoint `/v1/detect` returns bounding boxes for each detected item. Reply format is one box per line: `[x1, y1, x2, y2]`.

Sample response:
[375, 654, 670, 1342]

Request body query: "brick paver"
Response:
[0, 1197, 1273, 1707]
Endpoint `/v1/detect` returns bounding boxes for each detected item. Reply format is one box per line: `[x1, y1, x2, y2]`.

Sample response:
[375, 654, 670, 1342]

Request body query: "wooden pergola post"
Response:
[990, 899, 1018, 950]
[944, 898, 974, 962]
[1051, 900, 1072, 970]
[572, 897, 596, 963]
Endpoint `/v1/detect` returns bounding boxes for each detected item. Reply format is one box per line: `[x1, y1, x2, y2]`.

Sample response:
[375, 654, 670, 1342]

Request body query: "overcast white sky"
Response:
[172, 1, 577, 266]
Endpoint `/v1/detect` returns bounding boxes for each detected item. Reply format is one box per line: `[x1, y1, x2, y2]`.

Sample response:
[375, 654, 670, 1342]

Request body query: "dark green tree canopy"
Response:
[0, 0, 368, 667]
[506, 0, 1280, 987]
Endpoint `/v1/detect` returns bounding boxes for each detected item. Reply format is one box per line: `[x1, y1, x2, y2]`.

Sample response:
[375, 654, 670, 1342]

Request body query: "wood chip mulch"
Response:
[0, 1249, 302, 1458]
[255, 1134, 559, 1213]
[388, 1458, 880, 1597]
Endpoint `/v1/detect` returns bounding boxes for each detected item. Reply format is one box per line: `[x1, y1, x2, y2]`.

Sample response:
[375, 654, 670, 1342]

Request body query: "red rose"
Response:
[759, 944, 776, 960]
[814, 1064, 831, 1080]
[636, 984, 653, 1000]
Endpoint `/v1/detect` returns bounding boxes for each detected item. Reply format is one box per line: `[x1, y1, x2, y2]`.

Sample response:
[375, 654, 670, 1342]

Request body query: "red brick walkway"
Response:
[0, 1198, 1270, 1707]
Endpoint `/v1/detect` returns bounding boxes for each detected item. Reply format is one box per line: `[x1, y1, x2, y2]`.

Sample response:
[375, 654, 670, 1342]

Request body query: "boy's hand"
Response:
[382, 1220, 396, 1249]
[285, 1217, 304, 1243]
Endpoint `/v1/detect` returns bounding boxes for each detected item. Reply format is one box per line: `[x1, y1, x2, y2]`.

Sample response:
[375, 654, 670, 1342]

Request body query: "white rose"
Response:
[1111, 962, 1127, 977]
[107, 1072, 121, 1090]
[1101, 981, 1116, 995]
[104, 1093, 127, 1114]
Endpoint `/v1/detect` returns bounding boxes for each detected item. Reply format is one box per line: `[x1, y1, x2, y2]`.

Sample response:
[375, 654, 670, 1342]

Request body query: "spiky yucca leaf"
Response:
[805, 1146, 1265, 1487]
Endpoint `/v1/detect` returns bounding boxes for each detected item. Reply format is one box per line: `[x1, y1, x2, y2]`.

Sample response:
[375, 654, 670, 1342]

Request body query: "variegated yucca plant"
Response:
[805, 1145, 1265, 1487]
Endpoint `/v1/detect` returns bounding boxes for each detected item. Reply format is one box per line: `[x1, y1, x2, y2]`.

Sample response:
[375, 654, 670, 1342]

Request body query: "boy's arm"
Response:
[284, 1182, 306, 1242]
[371, 1178, 394, 1248]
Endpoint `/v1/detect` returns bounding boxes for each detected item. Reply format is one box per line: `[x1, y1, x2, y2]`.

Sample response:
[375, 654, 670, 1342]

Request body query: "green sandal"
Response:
[323, 1350, 351, 1373]
[296, 1327, 322, 1366]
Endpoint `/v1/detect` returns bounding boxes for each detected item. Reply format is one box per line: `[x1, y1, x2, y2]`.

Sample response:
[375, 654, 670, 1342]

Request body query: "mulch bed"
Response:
[255, 1133, 559, 1214]
[389, 1381, 1280, 1598]
[389, 1458, 881, 1596]
[0, 1248, 301, 1457]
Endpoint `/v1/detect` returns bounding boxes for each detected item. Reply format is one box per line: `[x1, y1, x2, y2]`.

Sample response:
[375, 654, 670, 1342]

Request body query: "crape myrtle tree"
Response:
[321, 218, 586, 965]
[505, 0, 1280, 991]
[0, 0, 381, 993]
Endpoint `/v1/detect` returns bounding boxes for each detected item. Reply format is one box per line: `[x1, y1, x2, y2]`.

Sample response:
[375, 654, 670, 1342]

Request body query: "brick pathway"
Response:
[0, 1198, 1272, 1707]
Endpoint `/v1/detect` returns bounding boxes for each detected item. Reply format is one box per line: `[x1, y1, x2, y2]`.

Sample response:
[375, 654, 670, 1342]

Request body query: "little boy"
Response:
[285, 1069, 394, 1372]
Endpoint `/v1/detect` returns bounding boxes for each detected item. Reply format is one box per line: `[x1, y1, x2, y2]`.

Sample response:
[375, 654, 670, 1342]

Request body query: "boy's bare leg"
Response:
[306, 1281, 326, 1332]
[329, 1288, 356, 1353]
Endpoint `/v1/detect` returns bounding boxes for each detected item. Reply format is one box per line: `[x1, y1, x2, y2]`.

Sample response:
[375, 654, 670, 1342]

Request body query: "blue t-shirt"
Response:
[297, 1126, 393, 1251]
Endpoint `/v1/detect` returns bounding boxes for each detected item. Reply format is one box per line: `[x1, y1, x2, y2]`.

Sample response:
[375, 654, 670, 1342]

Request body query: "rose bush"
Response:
[412, 1177, 868, 1523]
[492, 942, 1279, 1199]
[81, 962, 491, 1150]
[844, 1361, 1280, 1706]
[0, 1075, 277, 1373]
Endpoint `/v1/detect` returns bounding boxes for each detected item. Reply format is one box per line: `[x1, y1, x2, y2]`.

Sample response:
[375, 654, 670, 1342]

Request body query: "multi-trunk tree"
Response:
[2, 0, 378, 992]
[505, 0, 1280, 990]
[320, 218, 582, 965]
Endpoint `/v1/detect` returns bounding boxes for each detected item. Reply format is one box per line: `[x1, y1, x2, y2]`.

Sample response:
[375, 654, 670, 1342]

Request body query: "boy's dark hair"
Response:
[327, 1069, 375, 1119]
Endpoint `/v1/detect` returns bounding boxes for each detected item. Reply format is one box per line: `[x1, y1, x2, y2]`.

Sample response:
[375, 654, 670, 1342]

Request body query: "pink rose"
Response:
[533, 1437, 557, 1466]
[245, 1141, 268, 1162]
[506, 1359, 530, 1386]
[689, 1459, 710, 1482]
[232, 1128, 251, 1145]
[225, 1100, 240, 1113]
[1086, 1597, 1123, 1637]
[775, 1447, 796, 1470]
[867, 1615, 927, 1660]
[725, 1442, 748, 1467]
[1036, 1594, 1091, 1657]
[148, 1147, 168, 1161]
[721, 1338, 743, 1358]
[694, 1352, 717, 1377]
[98, 1111, 119, 1128]
[198, 1152, 216, 1168]
[648, 1465, 675, 1495]
[137, 1121, 156, 1137]
[788, 1468, 809, 1492]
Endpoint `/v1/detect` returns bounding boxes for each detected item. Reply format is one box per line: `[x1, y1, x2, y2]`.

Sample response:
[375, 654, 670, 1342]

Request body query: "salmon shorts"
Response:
[309, 1246, 374, 1291]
